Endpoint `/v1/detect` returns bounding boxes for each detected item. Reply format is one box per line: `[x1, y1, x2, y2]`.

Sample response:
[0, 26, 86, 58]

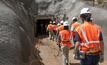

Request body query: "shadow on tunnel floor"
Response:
[29, 48, 44, 65]
[29, 39, 45, 65]
[70, 63, 80, 65]
[36, 35, 48, 39]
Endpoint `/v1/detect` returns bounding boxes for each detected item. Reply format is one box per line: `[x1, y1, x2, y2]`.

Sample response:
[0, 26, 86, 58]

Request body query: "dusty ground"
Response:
[30, 36, 107, 65]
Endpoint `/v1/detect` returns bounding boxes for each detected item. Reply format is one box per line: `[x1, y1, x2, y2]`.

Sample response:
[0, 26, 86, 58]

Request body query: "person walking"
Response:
[56, 20, 64, 43]
[58, 21, 73, 65]
[52, 21, 57, 41]
[74, 8, 104, 65]
[47, 21, 53, 40]
[71, 17, 81, 45]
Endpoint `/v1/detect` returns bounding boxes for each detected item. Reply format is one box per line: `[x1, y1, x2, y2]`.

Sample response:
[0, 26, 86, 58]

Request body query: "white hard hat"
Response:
[60, 20, 64, 24]
[63, 21, 69, 26]
[72, 17, 77, 21]
[57, 23, 61, 26]
[80, 8, 91, 14]
[53, 21, 56, 23]
[50, 21, 52, 23]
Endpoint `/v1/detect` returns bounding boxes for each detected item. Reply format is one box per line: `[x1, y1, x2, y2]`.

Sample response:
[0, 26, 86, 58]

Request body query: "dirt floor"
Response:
[29, 36, 107, 65]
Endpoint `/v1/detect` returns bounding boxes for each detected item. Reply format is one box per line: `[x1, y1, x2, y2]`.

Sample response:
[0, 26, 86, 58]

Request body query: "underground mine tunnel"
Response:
[35, 18, 51, 37]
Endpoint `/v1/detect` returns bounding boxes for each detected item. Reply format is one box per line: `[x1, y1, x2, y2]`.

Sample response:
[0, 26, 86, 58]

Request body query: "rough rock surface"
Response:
[0, 0, 35, 65]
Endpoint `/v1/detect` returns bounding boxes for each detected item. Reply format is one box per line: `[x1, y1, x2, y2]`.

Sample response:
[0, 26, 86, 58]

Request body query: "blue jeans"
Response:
[80, 54, 100, 65]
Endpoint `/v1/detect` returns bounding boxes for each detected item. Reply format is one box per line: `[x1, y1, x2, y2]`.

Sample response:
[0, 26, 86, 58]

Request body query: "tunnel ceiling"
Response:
[35, 0, 87, 16]
[36, 15, 53, 20]
[18, 0, 34, 8]
[35, 0, 107, 21]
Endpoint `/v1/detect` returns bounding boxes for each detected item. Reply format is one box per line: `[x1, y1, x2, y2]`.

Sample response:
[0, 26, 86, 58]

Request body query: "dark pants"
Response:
[80, 54, 100, 65]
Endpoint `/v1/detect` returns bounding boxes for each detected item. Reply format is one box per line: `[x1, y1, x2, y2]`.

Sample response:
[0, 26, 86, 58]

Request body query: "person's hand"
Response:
[99, 54, 104, 63]
[70, 46, 75, 50]
[57, 43, 61, 48]
[73, 53, 80, 60]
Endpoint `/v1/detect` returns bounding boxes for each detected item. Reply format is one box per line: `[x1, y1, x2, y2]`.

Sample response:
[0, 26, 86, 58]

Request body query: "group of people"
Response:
[47, 8, 104, 65]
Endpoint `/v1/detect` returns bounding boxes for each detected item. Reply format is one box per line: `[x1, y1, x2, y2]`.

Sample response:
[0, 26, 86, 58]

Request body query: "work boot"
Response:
[66, 63, 68, 65]
[66, 62, 70, 65]
[50, 37, 52, 40]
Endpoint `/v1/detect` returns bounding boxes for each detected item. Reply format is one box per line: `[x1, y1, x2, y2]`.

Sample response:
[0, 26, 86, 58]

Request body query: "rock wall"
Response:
[0, 0, 35, 65]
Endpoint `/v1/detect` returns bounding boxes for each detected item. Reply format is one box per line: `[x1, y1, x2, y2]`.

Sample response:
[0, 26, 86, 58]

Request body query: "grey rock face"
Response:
[0, 0, 34, 65]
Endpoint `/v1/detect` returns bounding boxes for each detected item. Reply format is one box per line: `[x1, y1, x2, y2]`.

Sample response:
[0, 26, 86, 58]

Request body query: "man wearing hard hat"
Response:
[56, 20, 64, 49]
[74, 8, 104, 65]
[58, 21, 73, 65]
[47, 21, 53, 40]
[71, 17, 81, 32]
[58, 20, 64, 31]
[71, 17, 81, 44]
[52, 21, 57, 41]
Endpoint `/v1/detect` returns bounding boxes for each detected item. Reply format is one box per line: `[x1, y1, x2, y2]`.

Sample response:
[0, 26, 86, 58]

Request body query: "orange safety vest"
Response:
[58, 25, 64, 31]
[52, 24, 57, 30]
[71, 22, 81, 36]
[47, 24, 53, 30]
[71, 22, 81, 30]
[59, 30, 72, 47]
[76, 22, 102, 53]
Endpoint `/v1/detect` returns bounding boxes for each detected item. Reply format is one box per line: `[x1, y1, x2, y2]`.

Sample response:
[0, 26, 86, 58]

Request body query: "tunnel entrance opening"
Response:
[36, 19, 50, 37]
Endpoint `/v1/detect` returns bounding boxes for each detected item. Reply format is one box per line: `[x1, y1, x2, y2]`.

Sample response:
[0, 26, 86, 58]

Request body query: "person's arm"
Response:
[71, 26, 74, 31]
[99, 32, 104, 54]
[99, 32, 104, 63]
[47, 25, 49, 31]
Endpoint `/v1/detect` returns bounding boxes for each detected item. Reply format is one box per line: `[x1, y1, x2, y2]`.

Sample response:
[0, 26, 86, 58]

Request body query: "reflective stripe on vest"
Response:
[81, 41, 100, 44]
[80, 26, 100, 44]
[80, 26, 89, 44]
[80, 25, 101, 52]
